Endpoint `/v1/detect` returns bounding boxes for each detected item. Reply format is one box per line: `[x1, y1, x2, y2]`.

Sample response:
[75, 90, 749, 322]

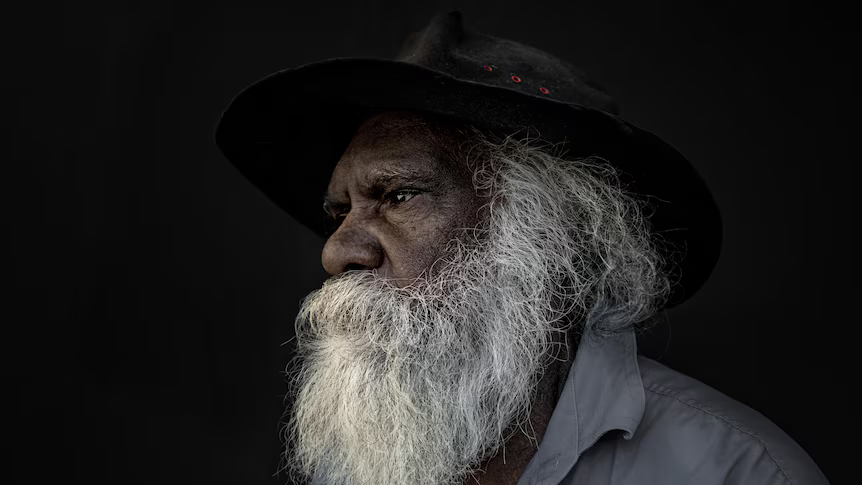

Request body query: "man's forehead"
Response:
[328, 126, 455, 187]
[332, 142, 439, 182]
[323, 110, 472, 201]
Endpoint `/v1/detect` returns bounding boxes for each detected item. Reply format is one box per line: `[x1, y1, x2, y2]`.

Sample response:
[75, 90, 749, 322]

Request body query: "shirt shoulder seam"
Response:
[644, 384, 794, 485]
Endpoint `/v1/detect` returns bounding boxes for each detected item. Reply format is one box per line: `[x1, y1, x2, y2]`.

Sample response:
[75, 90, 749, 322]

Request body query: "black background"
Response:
[7, 1, 855, 484]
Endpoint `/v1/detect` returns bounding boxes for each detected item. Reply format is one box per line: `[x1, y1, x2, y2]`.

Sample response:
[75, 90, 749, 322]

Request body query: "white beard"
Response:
[281, 146, 671, 485]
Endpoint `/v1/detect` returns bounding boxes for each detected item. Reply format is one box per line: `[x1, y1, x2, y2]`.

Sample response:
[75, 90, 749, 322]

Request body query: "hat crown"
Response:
[213, 11, 723, 309]
[395, 11, 619, 114]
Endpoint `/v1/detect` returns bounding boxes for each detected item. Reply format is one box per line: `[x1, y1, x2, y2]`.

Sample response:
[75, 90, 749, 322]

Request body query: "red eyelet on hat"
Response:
[483, 65, 493, 71]
[539, 87, 549, 94]
[511, 75, 521, 83]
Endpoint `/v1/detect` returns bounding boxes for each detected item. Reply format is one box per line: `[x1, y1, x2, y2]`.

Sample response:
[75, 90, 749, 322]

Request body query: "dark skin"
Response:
[321, 110, 574, 485]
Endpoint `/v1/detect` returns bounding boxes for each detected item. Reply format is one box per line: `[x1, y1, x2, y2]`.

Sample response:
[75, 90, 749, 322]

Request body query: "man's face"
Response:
[284, 109, 572, 485]
[287, 112, 570, 485]
[321, 110, 487, 282]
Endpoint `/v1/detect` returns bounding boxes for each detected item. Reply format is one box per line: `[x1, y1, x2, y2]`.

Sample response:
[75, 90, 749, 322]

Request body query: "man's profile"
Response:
[214, 10, 828, 485]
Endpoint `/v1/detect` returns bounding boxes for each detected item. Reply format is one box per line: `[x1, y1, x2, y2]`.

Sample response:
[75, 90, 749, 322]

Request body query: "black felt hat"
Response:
[214, 10, 722, 308]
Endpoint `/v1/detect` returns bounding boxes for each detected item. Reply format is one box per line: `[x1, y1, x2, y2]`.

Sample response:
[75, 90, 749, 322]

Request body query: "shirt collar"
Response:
[517, 330, 646, 485]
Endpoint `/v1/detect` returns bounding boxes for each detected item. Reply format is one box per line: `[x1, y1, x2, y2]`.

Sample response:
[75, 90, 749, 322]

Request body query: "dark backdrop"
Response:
[8, 1, 854, 484]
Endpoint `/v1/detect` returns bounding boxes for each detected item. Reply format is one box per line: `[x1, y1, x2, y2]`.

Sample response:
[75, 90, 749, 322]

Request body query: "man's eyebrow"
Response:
[321, 166, 439, 215]
[362, 166, 439, 188]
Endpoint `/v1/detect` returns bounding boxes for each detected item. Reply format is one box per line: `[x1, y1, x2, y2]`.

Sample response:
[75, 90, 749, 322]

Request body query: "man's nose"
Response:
[321, 217, 384, 275]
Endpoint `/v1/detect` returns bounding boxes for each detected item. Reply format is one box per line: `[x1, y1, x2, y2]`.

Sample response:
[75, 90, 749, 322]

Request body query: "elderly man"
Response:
[215, 11, 828, 485]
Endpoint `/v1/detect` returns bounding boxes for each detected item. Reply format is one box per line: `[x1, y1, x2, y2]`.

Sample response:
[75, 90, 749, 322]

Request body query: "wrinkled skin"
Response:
[319, 110, 572, 485]
[322, 111, 487, 282]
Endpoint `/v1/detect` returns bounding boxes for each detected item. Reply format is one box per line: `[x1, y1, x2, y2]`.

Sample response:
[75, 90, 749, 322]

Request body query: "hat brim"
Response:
[214, 57, 722, 308]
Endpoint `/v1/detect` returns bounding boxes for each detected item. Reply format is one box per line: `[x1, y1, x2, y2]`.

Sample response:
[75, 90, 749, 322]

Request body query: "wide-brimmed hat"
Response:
[214, 10, 722, 308]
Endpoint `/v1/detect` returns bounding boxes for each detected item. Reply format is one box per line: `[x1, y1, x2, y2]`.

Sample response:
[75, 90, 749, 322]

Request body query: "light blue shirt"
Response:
[516, 330, 829, 484]
[310, 330, 830, 484]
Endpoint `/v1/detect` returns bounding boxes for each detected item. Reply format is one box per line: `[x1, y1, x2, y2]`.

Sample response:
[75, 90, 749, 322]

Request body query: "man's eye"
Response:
[386, 190, 419, 205]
